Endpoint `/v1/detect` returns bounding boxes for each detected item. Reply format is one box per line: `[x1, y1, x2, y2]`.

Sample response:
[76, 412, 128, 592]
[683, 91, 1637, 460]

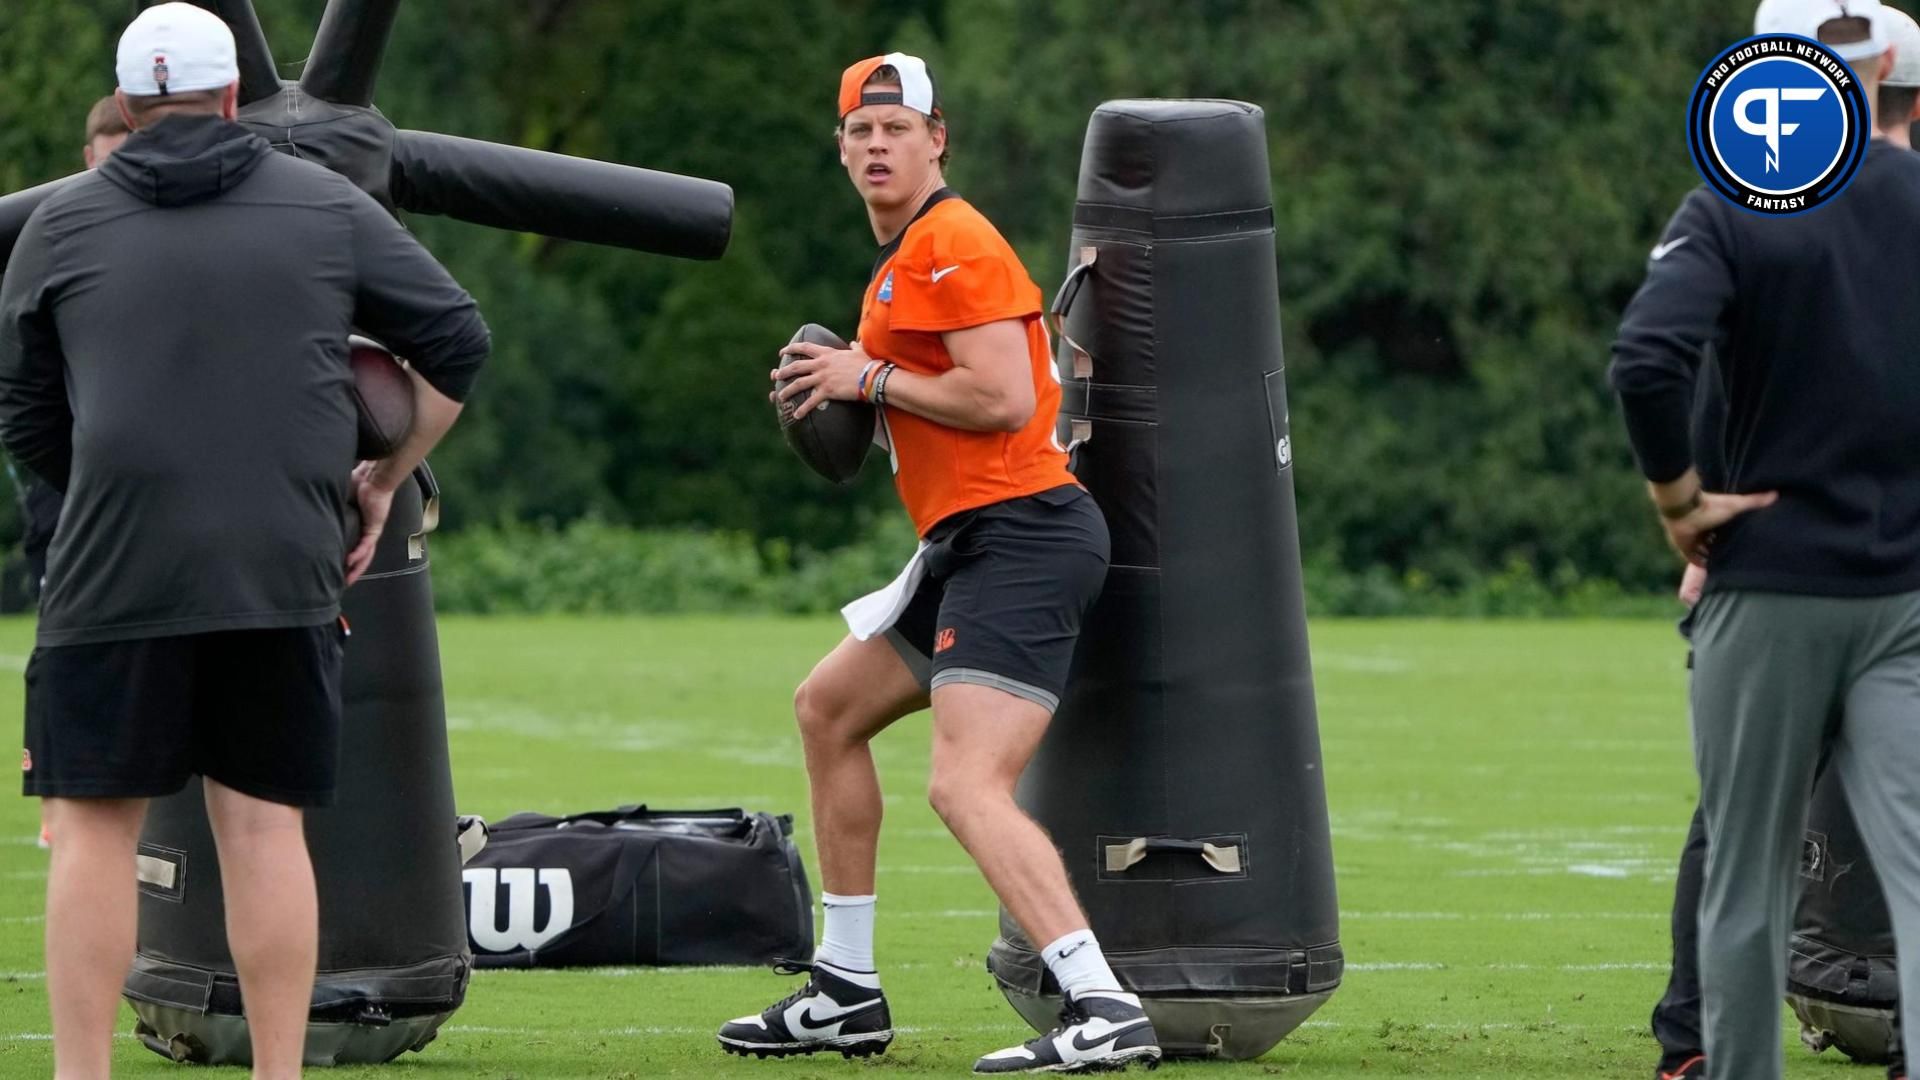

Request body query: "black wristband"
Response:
[873, 363, 897, 405]
[1658, 489, 1703, 520]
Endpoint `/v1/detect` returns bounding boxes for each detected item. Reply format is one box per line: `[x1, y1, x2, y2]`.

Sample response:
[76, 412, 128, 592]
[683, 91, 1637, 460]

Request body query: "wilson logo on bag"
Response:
[463, 867, 575, 953]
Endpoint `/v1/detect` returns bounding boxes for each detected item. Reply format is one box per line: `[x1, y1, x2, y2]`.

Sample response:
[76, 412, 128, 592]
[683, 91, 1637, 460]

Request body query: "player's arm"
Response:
[347, 190, 490, 422]
[0, 214, 75, 493]
[1609, 191, 1732, 485]
[343, 189, 490, 582]
[778, 320, 1036, 432]
[1608, 191, 1772, 560]
[872, 319, 1036, 432]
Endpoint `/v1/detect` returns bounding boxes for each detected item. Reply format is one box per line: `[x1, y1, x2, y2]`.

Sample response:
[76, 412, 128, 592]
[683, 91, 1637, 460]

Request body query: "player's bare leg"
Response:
[43, 796, 146, 1080]
[717, 634, 925, 1059]
[930, 683, 1161, 1073]
[203, 780, 316, 1080]
[796, 634, 928, 898]
[926, 684, 1083, 942]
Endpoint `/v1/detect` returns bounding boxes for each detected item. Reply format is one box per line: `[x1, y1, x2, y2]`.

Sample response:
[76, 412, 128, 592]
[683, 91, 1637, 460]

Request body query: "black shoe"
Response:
[1657, 1054, 1705, 1080]
[973, 989, 1162, 1073]
[717, 958, 893, 1059]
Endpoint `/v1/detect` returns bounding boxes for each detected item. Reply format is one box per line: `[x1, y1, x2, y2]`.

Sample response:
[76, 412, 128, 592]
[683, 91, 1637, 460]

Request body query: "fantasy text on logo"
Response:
[1687, 35, 1869, 215]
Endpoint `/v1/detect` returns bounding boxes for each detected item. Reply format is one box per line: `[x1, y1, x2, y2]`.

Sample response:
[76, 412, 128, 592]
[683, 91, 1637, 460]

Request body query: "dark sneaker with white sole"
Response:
[973, 989, 1162, 1073]
[717, 958, 894, 1059]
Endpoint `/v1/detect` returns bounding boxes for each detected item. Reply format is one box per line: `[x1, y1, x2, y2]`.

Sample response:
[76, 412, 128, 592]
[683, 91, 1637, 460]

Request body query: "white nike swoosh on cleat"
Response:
[1059, 1016, 1151, 1059]
[786, 996, 883, 1038]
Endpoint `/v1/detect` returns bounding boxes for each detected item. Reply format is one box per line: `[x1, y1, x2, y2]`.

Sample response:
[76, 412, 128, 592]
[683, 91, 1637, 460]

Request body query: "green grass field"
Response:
[0, 616, 1876, 1077]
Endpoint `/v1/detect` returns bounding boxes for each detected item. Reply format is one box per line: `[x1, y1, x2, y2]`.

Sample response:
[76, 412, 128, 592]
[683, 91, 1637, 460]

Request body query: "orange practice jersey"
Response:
[857, 196, 1077, 536]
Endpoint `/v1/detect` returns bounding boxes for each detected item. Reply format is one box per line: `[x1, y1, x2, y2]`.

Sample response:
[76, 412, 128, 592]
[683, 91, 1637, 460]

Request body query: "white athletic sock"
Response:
[1041, 929, 1122, 997]
[814, 893, 877, 973]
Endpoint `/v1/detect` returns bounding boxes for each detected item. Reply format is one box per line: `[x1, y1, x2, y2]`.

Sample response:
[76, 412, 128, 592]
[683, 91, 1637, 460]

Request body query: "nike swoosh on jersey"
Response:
[787, 996, 883, 1037]
[931, 264, 961, 282]
[1066, 1016, 1150, 1053]
[1650, 237, 1691, 261]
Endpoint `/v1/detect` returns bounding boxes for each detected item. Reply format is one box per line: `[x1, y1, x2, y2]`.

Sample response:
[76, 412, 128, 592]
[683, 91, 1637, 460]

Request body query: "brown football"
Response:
[775, 324, 874, 485]
[348, 335, 414, 460]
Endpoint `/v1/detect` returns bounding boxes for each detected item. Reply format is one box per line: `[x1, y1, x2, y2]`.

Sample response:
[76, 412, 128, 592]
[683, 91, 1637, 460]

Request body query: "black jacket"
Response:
[0, 115, 489, 645]
[1611, 141, 1920, 597]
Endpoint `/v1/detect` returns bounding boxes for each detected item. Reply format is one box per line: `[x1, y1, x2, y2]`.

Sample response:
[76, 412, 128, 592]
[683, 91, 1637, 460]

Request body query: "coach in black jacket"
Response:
[0, 5, 489, 1076]
[1610, 13, 1920, 1078]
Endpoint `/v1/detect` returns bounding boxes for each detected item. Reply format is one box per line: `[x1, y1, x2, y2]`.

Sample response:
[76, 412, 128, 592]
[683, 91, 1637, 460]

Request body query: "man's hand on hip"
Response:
[346, 461, 393, 586]
[1649, 469, 1777, 566]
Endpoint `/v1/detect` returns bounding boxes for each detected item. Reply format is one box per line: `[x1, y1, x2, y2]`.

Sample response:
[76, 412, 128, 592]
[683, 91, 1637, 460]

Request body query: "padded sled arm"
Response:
[390, 131, 734, 260]
[188, 0, 283, 106]
[300, 0, 401, 107]
[1104, 837, 1244, 875]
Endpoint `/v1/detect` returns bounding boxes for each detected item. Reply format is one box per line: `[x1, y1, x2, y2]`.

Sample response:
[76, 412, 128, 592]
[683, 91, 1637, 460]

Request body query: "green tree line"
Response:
[1, 0, 1760, 596]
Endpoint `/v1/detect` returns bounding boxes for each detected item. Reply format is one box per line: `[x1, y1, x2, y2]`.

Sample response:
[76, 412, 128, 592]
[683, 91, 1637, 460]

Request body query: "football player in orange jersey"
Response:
[715, 54, 1159, 1074]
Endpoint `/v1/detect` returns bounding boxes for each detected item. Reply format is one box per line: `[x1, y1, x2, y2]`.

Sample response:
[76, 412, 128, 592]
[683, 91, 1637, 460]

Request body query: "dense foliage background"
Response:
[1, 1, 1759, 608]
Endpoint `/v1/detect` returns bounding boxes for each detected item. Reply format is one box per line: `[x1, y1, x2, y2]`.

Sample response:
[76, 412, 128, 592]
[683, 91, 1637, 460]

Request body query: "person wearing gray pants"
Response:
[1611, 5, 1920, 1076]
[1689, 593, 1920, 1076]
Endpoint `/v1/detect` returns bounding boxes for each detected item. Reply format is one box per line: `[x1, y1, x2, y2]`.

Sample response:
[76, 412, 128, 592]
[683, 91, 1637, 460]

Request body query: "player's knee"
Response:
[927, 770, 963, 826]
[44, 797, 145, 846]
[927, 765, 996, 827]
[794, 676, 849, 746]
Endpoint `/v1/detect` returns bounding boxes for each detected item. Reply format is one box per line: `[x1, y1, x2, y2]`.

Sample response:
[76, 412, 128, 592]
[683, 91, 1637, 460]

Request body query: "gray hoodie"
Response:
[0, 114, 489, 646]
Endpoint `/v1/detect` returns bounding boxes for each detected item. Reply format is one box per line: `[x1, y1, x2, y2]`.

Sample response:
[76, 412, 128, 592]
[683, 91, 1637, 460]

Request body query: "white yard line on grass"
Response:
[1344, 911, 1660, 921]
[1346, 961, 1666, 973]
[443, 1020, 1646, 1037]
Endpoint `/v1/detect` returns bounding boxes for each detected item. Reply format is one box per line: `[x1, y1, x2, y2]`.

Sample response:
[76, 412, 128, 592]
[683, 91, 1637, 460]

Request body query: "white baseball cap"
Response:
[116, 2, 239, 97]
[1755, 0, 1892, 62]
[1883, 4, 1920, 85]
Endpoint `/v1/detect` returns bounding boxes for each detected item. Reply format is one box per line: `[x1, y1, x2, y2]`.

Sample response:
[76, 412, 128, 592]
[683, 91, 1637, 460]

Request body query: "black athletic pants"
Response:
[1652, 804, 1707, 1073]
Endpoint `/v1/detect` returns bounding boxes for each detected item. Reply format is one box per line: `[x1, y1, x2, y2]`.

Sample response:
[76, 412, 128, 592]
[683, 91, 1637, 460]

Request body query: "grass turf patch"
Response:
[0, 616, 1869, 1076]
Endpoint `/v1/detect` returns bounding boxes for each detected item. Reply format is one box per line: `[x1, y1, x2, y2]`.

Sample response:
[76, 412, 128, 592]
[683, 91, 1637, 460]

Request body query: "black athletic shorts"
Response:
[886, 484, 1109, 713]
[22, 624, 347, 807]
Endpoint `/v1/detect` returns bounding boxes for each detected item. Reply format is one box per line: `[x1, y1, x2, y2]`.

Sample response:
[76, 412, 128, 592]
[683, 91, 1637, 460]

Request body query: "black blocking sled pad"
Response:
[126, 474, 468, 1066]
[1788, 771, 1900, 1064]
[987, 100, 1341, 1059]
[462, 806, 813, 968]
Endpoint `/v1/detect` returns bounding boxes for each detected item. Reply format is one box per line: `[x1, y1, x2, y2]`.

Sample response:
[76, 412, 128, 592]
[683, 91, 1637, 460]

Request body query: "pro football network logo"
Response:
[1687, 35, 1869, 215]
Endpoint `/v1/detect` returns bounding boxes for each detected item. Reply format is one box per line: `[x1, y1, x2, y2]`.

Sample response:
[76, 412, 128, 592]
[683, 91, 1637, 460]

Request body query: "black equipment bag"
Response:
[463, 806, 813, 968]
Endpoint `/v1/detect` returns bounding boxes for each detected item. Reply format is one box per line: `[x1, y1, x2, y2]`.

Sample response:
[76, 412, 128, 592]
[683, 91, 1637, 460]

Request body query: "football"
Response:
[775, 323, 874, 485]
[349, 335, 414, 460]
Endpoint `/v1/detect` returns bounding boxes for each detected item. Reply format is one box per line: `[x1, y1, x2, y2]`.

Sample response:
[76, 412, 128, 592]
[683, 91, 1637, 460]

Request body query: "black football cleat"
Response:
[973, 989, 1162, 1073]
[717, 958, 894, 1059]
